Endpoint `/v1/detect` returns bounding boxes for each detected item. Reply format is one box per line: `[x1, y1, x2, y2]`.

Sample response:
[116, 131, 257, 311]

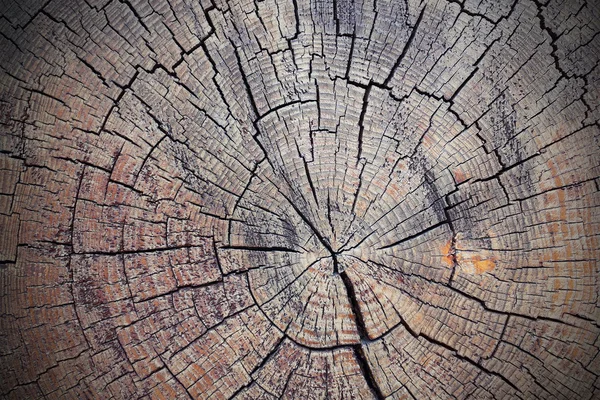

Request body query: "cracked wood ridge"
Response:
[0, 0, 599, 398]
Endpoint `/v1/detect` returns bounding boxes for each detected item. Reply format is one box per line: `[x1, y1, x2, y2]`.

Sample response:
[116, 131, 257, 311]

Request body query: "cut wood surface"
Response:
[0, 0, 599, 398]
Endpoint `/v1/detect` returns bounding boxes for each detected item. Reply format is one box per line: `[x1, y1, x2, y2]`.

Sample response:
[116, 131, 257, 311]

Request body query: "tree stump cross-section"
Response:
[0, 0, 599, 398]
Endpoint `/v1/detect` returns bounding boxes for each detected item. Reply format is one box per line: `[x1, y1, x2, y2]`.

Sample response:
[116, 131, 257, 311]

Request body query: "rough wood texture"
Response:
[0, 0, 599, 398]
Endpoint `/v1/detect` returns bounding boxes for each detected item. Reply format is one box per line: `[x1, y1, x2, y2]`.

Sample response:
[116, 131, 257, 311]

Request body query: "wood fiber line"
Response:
[0, 0, 599, 398]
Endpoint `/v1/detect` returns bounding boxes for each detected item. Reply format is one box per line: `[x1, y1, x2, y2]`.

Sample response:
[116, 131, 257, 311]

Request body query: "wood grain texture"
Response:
[0, 0, 599, 398]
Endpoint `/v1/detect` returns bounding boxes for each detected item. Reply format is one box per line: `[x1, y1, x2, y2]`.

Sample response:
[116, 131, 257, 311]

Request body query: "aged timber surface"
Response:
[0, 0, 599, 398]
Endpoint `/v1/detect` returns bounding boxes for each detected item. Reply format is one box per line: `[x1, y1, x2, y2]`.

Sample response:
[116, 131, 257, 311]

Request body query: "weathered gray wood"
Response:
[0, 0, 599, 398]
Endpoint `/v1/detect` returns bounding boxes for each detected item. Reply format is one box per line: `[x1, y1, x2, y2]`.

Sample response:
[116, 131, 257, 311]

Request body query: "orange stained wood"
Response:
[441, 240, 454, 267]
[471, 255, 496, 274]
[455, 251, 496, 274]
